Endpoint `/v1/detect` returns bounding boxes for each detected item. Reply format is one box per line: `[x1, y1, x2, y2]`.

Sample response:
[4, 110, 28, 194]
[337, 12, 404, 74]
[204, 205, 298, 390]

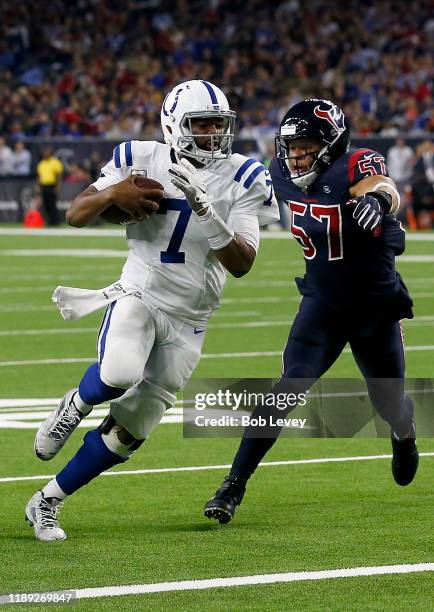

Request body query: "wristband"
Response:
[372, 181, 400, 213]
[197, 205, 234, 250]
[366, 190, 392, 213]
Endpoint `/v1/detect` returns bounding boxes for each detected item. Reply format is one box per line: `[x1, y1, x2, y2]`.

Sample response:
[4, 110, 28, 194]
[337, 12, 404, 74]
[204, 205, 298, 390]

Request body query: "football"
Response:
[100, 176, 164, 225]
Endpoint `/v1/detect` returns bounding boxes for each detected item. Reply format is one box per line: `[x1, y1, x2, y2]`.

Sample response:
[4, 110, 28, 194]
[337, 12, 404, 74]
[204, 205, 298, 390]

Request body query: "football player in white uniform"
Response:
[26, 80, 279, 541]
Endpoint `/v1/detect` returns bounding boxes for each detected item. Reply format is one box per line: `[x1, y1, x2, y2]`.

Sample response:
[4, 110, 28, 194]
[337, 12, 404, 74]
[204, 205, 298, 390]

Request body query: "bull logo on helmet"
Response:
[313, 104, 343, 132]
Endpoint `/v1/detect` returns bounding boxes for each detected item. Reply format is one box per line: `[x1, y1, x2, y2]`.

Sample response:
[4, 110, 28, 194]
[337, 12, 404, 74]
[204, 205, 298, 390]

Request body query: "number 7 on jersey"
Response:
[157, 198, 192, 263]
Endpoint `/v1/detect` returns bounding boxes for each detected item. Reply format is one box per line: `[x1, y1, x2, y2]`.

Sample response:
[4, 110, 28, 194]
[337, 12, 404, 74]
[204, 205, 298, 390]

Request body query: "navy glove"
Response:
[350, 191, 392, 231]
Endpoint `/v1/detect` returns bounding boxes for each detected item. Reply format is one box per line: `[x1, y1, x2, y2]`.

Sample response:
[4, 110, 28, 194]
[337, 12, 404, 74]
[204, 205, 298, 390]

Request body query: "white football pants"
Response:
[96, 294, 206, 439]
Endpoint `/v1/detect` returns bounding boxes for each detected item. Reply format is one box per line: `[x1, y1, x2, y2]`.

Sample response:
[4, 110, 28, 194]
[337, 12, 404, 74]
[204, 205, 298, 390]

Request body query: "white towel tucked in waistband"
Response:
[52, 281, 140, 320]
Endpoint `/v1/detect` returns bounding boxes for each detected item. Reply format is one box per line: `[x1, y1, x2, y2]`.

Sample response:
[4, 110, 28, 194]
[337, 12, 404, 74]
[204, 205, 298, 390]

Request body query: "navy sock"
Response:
[79, 363, 125, 405]
[230, 377, 299, 480]
[230, 437, 277, 480]
[56, 428, 127, 495]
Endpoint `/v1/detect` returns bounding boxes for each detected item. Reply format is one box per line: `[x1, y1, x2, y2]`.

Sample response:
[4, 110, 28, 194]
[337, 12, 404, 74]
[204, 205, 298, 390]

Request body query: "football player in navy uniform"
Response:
[204, 99, 419, 524]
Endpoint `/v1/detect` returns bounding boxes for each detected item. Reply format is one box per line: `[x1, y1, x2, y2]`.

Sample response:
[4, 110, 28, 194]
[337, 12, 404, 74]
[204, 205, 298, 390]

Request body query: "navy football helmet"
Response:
[275, 99, 350, 188]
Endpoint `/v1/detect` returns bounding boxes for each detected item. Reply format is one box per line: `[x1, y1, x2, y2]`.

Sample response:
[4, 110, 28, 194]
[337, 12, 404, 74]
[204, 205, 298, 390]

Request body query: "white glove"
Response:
[168, 158, 210, 213]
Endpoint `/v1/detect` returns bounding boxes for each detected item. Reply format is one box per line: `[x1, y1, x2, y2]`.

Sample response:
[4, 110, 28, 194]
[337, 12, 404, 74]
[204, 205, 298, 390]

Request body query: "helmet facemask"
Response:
[178, 110, 236, 165]
[276, 135, 324, 189]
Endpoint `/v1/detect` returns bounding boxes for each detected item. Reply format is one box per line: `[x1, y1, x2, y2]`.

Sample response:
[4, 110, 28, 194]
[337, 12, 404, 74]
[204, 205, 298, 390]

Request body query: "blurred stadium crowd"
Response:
[0, 0, 433, 141]
[0, 0, 433, 227]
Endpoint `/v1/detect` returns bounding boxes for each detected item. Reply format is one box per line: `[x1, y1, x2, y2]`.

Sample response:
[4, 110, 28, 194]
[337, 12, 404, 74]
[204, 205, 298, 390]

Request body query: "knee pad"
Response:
[99, 415, 145, 459]
[110, 380, 175, 440]
[100, 347, 144, 390]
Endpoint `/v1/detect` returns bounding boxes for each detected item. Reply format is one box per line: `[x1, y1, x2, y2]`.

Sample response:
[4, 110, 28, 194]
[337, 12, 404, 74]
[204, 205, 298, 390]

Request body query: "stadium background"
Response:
[0, 0, 433, 610]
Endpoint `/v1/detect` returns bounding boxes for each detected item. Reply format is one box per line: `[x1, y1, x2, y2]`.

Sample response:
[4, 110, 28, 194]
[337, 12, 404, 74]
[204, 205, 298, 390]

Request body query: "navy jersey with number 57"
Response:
[270, 148, 413, 318]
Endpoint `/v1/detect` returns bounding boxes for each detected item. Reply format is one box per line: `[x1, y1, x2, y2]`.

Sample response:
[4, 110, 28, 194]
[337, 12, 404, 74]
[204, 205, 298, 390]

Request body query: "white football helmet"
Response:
[160, 80, 236, 166]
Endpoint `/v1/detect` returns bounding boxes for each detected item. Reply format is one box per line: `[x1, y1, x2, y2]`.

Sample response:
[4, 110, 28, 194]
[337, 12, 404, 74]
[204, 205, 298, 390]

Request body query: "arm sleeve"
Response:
[228, 209, 260, 252]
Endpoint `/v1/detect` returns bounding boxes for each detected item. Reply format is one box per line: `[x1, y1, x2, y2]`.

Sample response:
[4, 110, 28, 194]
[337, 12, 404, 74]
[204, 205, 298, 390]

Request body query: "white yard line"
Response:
[0, 399, 184, 411]
[5, 294, 430, 313]
[0, 399, 61, 408]
[0, 286, 55, 293]
[1, 249, 128, 258]
[0, 405, 183, 428]
[1, 278, 434, 291]
[227, 280, 295, 287]
[0, 228, 126, 237]
[2, 565, 434, 603]
[5, 292, 434, 313]
[0, 297, 291, 312]
[398, 256, 434, 262]
[68, 563, 434, 599]
[213, 310, 260, 318]
[2, 250, 434, 263]
[0, 357, 95, 367]
[1, 453, 433, 484]
[1, 227, 434, 240]
[0, 416, 183, 429]
[0, 305, 56, 312]
[2, 250, 434, 262]
[1, 344, 434, 367]
[1, 316, 434, 337]
[0, 327, 98, 337]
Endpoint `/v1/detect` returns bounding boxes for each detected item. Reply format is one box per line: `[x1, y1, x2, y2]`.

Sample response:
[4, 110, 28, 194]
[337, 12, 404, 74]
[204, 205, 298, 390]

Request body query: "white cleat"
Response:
[25, 491, 67, 541]
[35, 388, 88, 460]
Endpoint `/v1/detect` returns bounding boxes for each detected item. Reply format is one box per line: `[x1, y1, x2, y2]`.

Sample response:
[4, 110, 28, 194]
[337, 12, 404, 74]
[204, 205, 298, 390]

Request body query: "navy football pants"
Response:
[230, 296, 413, 479]
[281, 295, 412, 431]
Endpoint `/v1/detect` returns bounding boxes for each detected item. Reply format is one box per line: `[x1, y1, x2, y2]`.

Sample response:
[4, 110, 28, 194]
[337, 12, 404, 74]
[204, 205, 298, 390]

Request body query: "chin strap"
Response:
[291, 169, 318, 189]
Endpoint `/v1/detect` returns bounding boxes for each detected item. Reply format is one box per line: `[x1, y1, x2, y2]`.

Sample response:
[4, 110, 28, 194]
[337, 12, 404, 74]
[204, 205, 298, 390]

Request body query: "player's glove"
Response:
[349, 191, 392, 231]
[168, 158, 210, 213]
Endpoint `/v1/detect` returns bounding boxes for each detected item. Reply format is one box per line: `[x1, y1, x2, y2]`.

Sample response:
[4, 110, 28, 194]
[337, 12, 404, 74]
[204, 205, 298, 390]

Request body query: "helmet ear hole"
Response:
[166, 126, 172, 134]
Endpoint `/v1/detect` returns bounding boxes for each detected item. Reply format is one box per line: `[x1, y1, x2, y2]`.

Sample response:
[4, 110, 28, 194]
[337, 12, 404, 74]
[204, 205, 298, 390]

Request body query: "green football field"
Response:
[0, 227, 433, 610]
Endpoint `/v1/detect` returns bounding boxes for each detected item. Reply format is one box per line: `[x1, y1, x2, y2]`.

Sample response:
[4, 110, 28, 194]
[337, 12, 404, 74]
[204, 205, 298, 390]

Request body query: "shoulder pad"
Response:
[112, 141, 134, 169]
[233, 156, 266, 190]
[112, 140, 159, 170]
[347, 148, 387, 184]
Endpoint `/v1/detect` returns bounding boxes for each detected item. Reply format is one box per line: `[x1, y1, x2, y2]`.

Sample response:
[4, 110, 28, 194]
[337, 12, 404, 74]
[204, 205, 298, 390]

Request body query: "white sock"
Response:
[73, 391, 93, 415]
[41, 478, 68, 500]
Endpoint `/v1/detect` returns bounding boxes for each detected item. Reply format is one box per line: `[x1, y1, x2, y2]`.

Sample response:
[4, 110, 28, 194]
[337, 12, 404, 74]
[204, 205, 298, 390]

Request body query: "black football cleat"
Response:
[391, 420, 419, 486]
[204, 475, 247, 524]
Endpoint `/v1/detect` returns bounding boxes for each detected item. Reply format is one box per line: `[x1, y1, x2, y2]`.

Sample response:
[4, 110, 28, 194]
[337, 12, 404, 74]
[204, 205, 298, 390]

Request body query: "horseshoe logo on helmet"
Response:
[162, 88, 184, 117]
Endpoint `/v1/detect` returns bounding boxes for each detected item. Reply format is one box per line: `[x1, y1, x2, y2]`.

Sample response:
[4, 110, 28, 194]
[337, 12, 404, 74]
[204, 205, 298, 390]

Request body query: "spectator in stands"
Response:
[36, 147, 63, 226]
[387, 139, 415, 196]
[415, 140, 434, 184]
[387, 138, 415, 224]
[10, 141, 32, 176]
[409, 141, 434, 229]
[64, 161, 90, 183]
[83, 151, 104, 182]
[0, 0, 432, 138]
[0, 137, 13, 176]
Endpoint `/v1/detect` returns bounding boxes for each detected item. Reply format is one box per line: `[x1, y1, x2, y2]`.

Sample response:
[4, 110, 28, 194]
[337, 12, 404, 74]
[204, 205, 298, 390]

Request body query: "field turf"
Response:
[0, 227, 433, 610]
